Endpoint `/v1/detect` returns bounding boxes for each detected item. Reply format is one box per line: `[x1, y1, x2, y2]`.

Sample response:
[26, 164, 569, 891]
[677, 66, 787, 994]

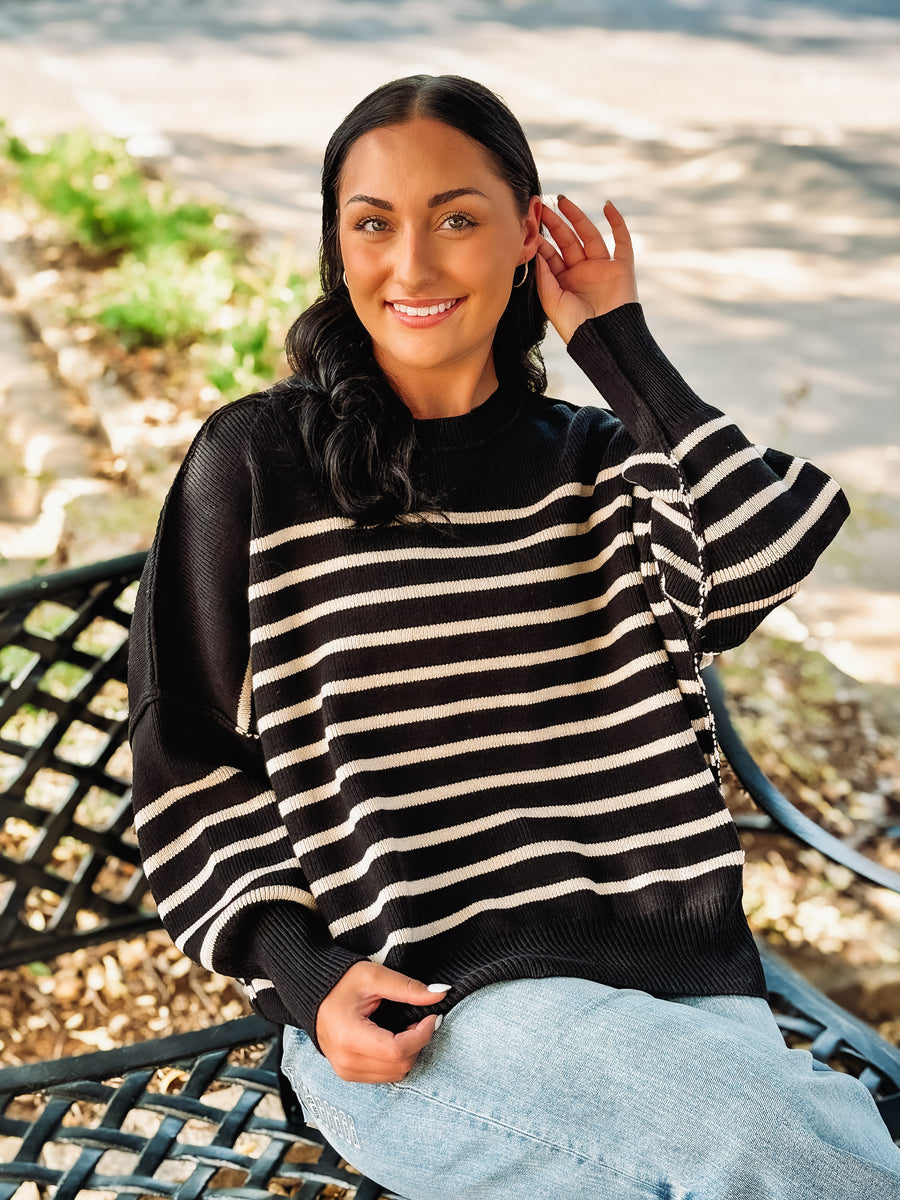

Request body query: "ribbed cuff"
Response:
[247, 904, 366, 1049]
[567, 303, 722, 448]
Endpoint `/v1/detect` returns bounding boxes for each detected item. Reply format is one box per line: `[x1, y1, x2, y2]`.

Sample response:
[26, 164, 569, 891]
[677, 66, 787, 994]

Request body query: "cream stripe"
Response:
[691, 446, 763, 499]
[253, 583, 650, 691]
[440, 472, 623, 522]
[267, 686, 683, 779]
[704, 459, 805, 543]
[370, 852, 745, 962]
[133, 767, 240, 830]
[316, 802, 732, 910]
[257, 632, 670, 735]
[250, 532, 636, 646]
[709, 476, 842, 587]
[651, 542, 703, 583]
[248, 497, 630, 600]
[624, 450, 671, 468]
[671, 414, 732, 459]
[141, 788, 278, 873]
[236, 655, 253, 735]
[667, 595, 702, 620]
[287, 729, 699, 848]
[649, 498, 692, 533]
[705, 580, 801, 623]
[156, 827, 287, 918]
[251, 516, 354, 554]
[249, 476, 623, 556]
[195, 881, 317, 971]
[326, 658, 671, 740]
[330, 810, 733, 935]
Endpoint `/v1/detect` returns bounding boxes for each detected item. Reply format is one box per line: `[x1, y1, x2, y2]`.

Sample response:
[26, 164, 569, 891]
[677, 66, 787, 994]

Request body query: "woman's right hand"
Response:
[315, 960, 449, 1083]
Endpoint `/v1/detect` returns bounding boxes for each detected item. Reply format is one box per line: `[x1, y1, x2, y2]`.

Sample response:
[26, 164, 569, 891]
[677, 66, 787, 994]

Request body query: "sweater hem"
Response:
[362, 901, 766, 1034]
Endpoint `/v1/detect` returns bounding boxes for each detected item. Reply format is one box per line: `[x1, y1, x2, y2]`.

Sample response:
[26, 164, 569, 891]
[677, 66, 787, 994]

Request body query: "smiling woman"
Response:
[337, 118, 541, 418]
[126, 75, 900, 1200]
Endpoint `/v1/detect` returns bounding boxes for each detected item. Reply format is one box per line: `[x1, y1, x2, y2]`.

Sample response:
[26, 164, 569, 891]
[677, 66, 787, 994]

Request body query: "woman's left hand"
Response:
[535, 197, 639, 344]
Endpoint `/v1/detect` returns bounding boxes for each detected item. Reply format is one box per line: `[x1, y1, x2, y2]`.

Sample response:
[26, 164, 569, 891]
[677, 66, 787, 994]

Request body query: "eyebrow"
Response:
[344, 187, 489, 210]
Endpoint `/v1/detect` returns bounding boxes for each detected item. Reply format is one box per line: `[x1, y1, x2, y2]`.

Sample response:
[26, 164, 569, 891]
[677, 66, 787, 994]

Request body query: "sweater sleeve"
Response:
[567, 303, 850, 655]
[128, 401, 364, 1042]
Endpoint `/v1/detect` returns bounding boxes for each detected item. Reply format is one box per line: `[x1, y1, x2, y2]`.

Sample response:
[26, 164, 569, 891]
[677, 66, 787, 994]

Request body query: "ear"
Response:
[519, 194, 543, 263]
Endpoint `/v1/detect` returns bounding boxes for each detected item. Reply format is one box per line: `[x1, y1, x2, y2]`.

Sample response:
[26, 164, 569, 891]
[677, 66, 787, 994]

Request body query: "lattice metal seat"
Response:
[0, 553, 898, 1198]
[0, 553, 154, 969]
[0, 1016, 393, 1200]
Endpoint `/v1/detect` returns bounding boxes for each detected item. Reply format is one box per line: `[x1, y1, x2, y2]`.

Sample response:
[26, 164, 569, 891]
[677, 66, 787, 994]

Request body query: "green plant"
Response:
[96, 244, 235, 348]
[3, 128, 229, 260]
[1, 125, 314, 401]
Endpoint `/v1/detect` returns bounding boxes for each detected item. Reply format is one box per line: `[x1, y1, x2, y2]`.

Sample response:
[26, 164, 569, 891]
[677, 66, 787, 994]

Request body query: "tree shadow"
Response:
[1, 0, 898, 59]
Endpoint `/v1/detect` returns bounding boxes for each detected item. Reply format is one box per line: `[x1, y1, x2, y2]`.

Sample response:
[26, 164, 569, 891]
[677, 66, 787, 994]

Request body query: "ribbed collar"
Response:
[411, 385, 522, 452]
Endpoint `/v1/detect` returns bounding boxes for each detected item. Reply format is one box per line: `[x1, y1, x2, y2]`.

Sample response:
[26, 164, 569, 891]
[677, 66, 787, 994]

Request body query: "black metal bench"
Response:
[0, 553, 897, 1197]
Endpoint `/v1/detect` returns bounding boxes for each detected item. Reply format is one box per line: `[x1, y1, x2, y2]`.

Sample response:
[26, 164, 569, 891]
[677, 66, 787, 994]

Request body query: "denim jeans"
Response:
[281, 976, 900, 1199]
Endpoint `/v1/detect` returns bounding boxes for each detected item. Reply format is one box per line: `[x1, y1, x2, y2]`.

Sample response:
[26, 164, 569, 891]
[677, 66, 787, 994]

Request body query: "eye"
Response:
[354, 215, 390, 234]
[440, 212, 477, 232]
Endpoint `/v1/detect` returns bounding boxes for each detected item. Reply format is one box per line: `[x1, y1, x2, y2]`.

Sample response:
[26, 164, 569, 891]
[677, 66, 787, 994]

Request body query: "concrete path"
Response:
[0, 0, 898, 680]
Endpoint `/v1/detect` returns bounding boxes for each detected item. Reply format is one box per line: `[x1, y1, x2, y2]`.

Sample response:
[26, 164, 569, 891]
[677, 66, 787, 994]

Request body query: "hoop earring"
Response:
[342, 269, 348, 287]
[512, 260, 530, 288]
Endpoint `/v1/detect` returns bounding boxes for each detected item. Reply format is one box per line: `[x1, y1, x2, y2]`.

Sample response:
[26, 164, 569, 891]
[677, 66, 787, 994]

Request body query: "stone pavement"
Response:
[0, 230, 112, 577]
[0, 0, 898, 681]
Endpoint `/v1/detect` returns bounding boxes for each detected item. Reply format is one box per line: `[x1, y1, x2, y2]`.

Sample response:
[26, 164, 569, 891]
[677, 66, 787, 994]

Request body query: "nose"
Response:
[393, 226, 439, 293]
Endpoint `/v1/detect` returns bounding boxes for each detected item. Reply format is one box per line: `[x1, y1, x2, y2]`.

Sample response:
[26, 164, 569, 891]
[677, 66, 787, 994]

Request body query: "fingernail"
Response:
[434, 1014, 444, 1031]
[427, 983, 451, 993]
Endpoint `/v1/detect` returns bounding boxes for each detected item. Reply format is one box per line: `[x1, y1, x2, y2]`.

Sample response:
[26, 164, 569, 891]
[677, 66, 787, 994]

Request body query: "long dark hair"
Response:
[283, 75, 547, 525]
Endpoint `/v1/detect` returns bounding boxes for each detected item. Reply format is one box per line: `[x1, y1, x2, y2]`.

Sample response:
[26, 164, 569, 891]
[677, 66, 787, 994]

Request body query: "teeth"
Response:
[392, 299, 458, 316]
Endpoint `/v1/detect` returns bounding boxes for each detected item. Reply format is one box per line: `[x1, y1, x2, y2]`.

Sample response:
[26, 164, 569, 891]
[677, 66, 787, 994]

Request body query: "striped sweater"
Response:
[128, 303, 849, 1041]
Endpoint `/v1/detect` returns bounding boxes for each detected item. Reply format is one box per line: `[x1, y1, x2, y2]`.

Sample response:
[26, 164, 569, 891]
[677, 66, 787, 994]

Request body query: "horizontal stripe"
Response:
[691, 446, 761, 499]
[323, 810, 735, 931]
[157, 826, 287, 919]
[248, 496, 631, 601]
[650, 541, 703, 584]
[370, 851, 745, 962]
[253, 583, 650, 691]
[250, 515, 354, 554]
[671, 414, 733, 459]
[249, 476, 625, 557]
[303, 769, 713, 894]
[133, 767, 240, 830]
[709, 476, 842, 587]
[266, 686, 684, 779]
[142, 788, 278, 875]
[704, 459, 805, 543]
[257, 634, 669, 735]
[648, 498, 692, 534]
[250, 531, 636, 646]
[287, 729, 701, 849]
[184, 875, 316, 969]
[705, 580, 801, 623]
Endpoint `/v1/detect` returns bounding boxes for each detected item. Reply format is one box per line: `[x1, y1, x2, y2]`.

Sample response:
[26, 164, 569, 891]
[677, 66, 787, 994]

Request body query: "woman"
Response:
[128, 75, 900, 1198]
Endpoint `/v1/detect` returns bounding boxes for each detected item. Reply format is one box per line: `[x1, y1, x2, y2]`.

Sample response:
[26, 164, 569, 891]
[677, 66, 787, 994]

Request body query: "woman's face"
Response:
[337, 117, 540, 409]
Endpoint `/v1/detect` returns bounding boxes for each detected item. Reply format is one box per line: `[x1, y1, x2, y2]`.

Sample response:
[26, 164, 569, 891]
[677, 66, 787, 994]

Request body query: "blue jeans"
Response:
[281, 976, 900, 1199]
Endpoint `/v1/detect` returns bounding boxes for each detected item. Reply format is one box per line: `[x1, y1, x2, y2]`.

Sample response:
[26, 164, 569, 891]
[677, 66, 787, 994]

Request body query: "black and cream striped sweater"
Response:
[128, 304, 848, 1041]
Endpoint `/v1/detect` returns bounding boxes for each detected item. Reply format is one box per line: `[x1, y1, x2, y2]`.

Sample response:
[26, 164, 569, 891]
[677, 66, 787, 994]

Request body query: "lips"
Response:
[389, 298, 461, 317]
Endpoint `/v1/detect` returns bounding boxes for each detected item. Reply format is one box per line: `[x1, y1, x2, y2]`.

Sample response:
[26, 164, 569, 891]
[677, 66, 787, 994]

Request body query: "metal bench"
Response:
[0, 553, 897, 1197]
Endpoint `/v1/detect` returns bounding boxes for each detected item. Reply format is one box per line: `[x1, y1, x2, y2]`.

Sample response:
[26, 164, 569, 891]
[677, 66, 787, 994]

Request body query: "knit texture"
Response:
[128, 304, 849, 1042]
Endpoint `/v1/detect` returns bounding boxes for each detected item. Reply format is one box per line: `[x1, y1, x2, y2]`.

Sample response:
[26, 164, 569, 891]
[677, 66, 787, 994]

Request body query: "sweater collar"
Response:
[411, 384, 522, 452]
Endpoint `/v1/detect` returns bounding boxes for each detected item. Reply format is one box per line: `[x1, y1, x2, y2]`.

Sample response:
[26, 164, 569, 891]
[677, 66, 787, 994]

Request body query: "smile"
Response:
[390, 298, 461, 317]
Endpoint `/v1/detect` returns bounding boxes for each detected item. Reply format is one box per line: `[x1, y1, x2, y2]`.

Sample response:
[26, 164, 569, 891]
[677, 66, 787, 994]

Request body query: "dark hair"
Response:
[283, 75, 547, 524]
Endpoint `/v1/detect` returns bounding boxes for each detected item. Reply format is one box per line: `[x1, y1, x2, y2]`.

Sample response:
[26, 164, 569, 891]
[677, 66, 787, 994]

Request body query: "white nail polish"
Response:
[434, 1014, 444, 1031]
[427, 983, 450, 992]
